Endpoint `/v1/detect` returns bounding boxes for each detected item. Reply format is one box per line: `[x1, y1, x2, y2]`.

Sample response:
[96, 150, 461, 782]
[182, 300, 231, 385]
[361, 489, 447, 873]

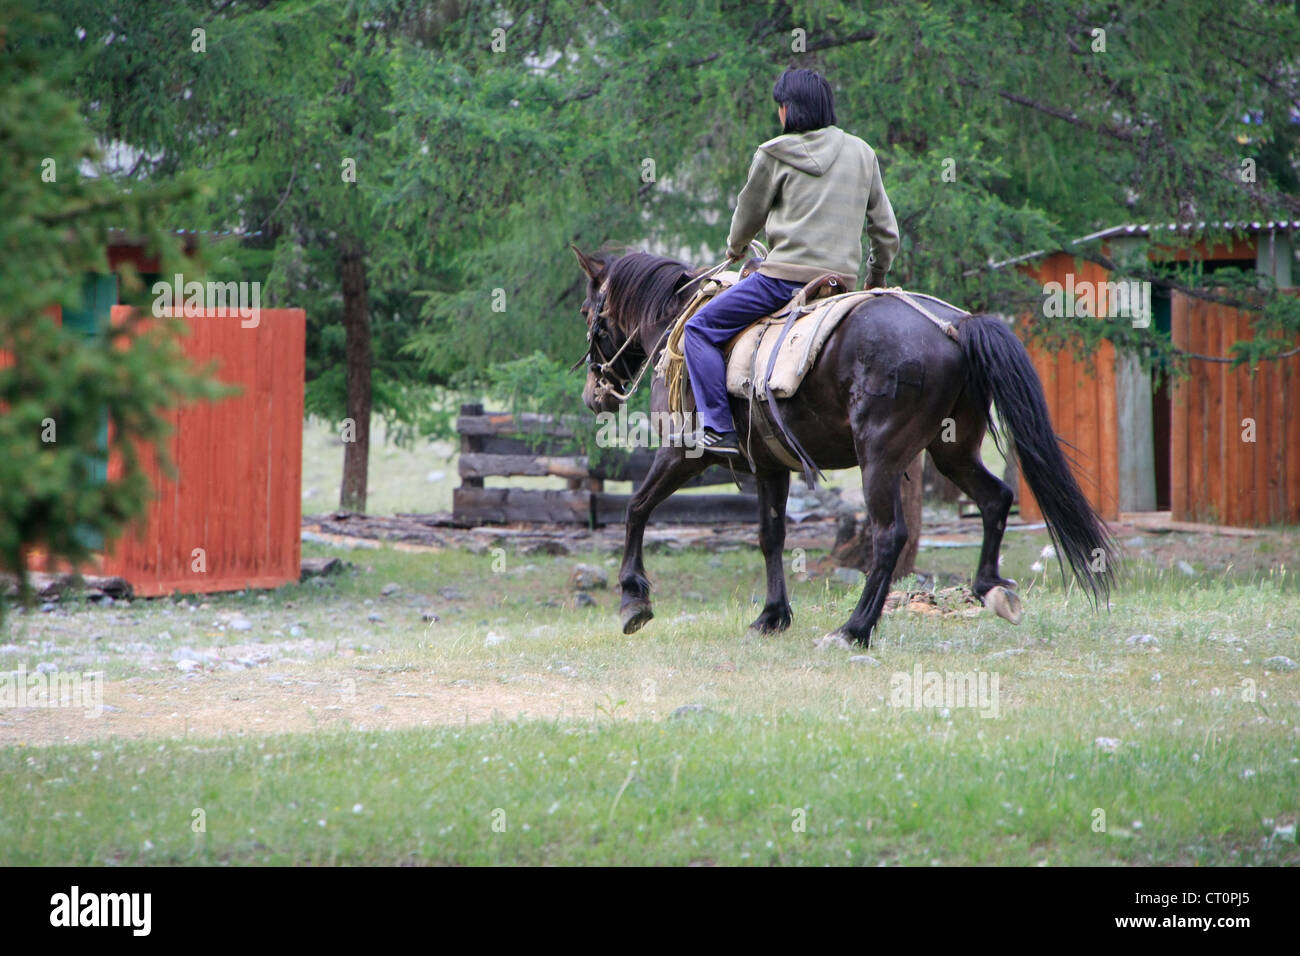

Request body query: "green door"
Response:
[61, 273, 117, 551]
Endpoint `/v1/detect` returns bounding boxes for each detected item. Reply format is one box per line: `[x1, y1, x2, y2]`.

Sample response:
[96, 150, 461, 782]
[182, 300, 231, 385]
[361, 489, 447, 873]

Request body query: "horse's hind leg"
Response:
[618, 446, 710, 634]
[926, 398, 1021, 622]
[822, 457, 911, 648]
[749, 468, 792, 633]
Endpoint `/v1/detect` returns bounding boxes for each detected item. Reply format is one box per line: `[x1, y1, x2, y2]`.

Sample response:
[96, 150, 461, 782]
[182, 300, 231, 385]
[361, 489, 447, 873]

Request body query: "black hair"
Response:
[772, 68, 836, 134]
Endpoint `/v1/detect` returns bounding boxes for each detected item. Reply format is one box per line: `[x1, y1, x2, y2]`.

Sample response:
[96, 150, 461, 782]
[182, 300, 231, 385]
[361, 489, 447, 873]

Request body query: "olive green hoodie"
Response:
[725, 125, 899, 288]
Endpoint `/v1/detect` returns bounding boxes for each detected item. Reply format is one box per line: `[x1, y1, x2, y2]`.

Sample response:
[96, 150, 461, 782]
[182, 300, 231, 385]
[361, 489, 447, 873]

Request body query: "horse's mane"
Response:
[603, 252, 694, 338]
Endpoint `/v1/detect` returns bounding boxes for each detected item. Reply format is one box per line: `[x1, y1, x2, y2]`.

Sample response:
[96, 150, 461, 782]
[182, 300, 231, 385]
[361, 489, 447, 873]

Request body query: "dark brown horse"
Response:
[571, 246, 1117, 647]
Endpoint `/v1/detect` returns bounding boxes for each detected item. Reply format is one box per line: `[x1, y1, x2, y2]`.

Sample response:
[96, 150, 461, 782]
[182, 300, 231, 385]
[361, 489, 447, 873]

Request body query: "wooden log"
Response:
[459, 403, 485, 489]
[453, 487, 592, 524]
[592, 492, 760, 525]
[456, 411, 577, 438]
[474, 434, 580, 457]
[458, 453, 590, 480]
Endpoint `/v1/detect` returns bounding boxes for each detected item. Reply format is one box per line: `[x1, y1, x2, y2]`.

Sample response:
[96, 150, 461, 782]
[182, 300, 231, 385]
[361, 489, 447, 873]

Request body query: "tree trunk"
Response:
[894, 452, 924, 576]
[831, 452, 925, 580]
[339, 243, 372, 513]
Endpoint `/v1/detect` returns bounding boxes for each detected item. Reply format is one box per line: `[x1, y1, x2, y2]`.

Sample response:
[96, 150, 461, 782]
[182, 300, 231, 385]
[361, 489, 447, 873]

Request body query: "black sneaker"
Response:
[695, 427, 742, 456]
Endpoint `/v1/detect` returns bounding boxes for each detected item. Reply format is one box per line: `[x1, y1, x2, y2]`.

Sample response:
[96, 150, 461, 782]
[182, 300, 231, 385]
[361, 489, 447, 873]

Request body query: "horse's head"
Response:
[571, 245, 697, 414]
[571, 244, 625, 414]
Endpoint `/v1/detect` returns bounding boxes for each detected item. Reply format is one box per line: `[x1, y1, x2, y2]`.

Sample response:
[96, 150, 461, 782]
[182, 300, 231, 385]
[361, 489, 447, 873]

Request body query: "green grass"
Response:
[2, 712, 1294, 865]
[2, 530, 1298, 865]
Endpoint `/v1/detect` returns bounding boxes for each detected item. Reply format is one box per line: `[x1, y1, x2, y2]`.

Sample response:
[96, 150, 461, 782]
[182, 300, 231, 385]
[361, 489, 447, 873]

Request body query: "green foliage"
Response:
[480, 351, 651, 467]
[0, 3, 227, 619]
[37, 0, 1300, 430]
[387, 0, 1300, 381]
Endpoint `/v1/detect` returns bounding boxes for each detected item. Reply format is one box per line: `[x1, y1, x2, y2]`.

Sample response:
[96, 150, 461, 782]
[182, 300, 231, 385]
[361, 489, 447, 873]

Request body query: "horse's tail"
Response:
[959, 314, 1117, 605]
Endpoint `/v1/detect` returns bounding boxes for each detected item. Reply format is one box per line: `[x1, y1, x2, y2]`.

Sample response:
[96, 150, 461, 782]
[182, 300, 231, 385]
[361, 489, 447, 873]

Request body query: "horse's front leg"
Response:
[749, 468, 793, 633]
[618, 445, 710, 634]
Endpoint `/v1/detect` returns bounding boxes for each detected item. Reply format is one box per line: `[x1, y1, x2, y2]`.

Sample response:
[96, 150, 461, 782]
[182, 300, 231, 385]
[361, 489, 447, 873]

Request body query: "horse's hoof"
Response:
[621, 601, 654, 635]
[748, 610, 792, 634]
[814, 631, 854, 651]
[984, 586, 1023, 625]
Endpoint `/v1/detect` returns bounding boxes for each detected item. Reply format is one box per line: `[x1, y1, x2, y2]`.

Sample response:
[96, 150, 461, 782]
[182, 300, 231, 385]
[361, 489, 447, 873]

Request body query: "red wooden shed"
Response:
[1012, 222, 1299, 527]
[17, 234, 306, 596]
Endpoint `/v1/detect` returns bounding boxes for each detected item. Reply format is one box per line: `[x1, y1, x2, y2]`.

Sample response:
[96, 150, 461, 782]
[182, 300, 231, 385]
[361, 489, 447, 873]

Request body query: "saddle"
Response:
[654, 265, 967, 484]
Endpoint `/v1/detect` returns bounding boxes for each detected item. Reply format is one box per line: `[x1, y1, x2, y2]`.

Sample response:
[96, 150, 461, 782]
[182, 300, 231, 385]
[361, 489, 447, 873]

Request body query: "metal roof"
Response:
[971, 221, 1297, 274]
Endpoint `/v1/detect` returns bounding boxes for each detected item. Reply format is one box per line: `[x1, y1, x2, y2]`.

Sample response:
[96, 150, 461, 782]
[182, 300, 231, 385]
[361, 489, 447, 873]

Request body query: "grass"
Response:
[2, 528, 1298, 865]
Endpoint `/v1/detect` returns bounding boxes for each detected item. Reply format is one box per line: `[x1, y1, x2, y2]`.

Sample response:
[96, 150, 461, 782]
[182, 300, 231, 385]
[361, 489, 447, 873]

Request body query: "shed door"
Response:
[1169, 291, 1300, 525]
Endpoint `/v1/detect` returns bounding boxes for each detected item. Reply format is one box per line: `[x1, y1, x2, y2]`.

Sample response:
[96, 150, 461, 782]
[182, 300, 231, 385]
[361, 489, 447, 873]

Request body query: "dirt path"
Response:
[0, 664, 599, 746]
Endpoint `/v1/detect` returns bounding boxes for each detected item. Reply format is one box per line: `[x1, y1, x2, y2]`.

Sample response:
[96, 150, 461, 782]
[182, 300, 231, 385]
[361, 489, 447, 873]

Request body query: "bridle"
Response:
[569, 279, 657, 403]
[569, 243, 764, 403]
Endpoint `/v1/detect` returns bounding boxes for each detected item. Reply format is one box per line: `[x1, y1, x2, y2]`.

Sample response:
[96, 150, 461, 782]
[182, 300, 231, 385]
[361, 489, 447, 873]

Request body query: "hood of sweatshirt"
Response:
[758, 125, 846, 176]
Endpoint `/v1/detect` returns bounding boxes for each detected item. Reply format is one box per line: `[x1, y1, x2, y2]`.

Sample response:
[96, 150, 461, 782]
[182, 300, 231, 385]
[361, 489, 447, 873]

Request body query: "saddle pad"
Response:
[725, 291, 875, 399]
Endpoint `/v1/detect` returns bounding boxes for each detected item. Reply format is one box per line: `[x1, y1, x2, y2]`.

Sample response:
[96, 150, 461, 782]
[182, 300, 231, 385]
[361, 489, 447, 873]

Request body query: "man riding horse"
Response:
[571, 69, 1116, 647]
[678, 68, 901, 456]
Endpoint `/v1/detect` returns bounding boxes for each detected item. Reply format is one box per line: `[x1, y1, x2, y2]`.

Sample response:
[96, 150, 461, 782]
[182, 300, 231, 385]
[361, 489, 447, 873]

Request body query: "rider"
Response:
[680, 67, 900, 456]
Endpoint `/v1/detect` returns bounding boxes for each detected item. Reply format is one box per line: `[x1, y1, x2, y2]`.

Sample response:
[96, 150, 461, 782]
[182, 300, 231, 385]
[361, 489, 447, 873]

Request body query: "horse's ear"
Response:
[571, 244, 605, 281]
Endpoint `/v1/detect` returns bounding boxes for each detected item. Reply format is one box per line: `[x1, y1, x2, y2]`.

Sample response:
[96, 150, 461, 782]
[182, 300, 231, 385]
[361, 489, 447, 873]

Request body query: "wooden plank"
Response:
[212, 315, 240, 584]
[1095, 339, 1119, 521]
[1073, 340, 1100, 512]
[1018, 336, 1050, 522]
[474, 434, 577, 457]
[269, 310, 288, 583]
[593, 492, 760, 525]
[249, 310, 272, 579]
[1251, 333, 1268, 524]
[1208, 301, 1228, 525]
[155, 312, 181, 591]
[453, 487, 591, 524]
[1283, 337, 1300, 522]
[456, 412, 578, 438]
[1184, 299, 1204, 521]
[1220, 306, 1239, 525]
[459, 403, 485, 488]
[237, 309, 259, 581]
[458, 453, 590, 480]
[1056, 343, 1078, 510]
[1235, 309, 1254, 527]
[281, 310, 306, 585]
[1268, 323, 1285, 521]
[1256, 331, 1276, 523]
[1077, 261, 1104, 515]
[180, 309, 211, 588]
[1169, 292, 1188, 519]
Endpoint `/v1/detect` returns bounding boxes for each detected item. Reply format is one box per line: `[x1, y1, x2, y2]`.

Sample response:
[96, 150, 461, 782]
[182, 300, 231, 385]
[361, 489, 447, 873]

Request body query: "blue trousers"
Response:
[683, 272, 804, 433]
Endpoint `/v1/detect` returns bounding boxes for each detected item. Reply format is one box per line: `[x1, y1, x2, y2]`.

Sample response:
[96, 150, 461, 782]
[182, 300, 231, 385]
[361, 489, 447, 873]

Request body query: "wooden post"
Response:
[894, 452, 924, 578]
[459, 402, 484, 489]
[830, 451, 924, 580]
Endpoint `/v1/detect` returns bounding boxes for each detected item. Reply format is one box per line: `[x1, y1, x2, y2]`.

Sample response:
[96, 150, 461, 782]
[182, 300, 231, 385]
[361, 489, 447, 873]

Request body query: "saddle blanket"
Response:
[724, 289, 877, 399]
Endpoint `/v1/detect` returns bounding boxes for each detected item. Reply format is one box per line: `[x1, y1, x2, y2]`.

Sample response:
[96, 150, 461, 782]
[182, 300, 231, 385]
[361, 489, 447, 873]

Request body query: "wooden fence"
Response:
[1171, 293, 1300, 525]
[454, 404, 759, 525]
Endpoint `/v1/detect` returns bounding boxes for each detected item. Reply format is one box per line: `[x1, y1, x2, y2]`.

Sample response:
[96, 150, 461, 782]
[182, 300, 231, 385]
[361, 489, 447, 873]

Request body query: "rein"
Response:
[571, 242, 767, 403]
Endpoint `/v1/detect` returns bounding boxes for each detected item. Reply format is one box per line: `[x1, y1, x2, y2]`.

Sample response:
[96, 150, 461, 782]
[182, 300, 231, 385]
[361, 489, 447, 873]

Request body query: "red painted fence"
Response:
[96, 307, 306, 596]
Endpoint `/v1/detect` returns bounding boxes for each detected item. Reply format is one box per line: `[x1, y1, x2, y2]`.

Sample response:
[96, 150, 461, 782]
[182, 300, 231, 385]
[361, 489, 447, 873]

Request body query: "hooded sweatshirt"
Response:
[725, 125, 899, 288]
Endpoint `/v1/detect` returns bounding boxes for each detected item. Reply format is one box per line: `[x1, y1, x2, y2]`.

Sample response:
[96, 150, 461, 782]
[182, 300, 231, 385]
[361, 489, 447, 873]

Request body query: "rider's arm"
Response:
[725, 150, 778, 261]
[864, 151, 900, 288]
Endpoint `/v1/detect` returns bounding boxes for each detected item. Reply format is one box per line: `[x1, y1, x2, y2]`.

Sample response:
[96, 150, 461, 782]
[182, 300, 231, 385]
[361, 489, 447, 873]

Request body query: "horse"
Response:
[570, 245, 1117, 647]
